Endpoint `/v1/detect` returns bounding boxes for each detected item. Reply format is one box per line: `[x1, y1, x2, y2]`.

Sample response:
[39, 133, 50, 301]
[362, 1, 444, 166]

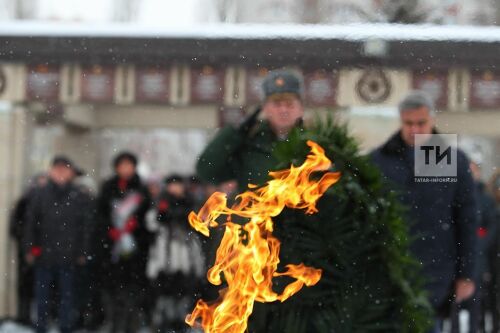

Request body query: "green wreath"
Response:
[248, 117, 432, 333]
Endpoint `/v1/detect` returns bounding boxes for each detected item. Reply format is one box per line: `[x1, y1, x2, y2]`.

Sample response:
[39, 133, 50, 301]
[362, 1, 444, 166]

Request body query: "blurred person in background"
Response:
[71, 170, 104, 330]
[9, 173, 47, 327]
[146, 173, 163, 203]
[450, 152, 499, 332]
[96, 151, 153, 333]
[186, 175, 206, 210]
[23, 156, 92, 333]
[147, 175, 204, 332]
[204, 183, 218, 199]
[491, 171, 500, 205]
[218, 179, 238, 198]
[370, 91, 477, 333]
[489, 171, 500, 331]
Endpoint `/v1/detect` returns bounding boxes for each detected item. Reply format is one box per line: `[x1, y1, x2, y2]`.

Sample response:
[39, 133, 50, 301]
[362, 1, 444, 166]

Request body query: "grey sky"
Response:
[35, 0, 200, 25]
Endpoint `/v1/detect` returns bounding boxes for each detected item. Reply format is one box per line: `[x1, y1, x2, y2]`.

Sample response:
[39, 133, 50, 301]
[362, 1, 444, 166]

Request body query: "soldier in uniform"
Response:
[196, 69, 306, 332]
[196, 69, 305, 190]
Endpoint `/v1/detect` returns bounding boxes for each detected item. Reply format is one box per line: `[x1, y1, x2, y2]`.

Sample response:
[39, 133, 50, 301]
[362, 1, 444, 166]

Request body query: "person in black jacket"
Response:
[491, 171, 500, 329]
[491, 172, 500, 205]
[10, 173, 47, 326]
[71, 173, 104, 330]
[96, 151, 152, 333]
[451, 158, 499, 332]
[23, 156, 91, 333]
[370, 91, 477, 333]
[147, 175, 205, 332]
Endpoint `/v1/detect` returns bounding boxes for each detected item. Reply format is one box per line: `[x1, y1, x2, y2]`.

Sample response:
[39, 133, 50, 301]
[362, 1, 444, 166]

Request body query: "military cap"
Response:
[262, 69, 304, 100]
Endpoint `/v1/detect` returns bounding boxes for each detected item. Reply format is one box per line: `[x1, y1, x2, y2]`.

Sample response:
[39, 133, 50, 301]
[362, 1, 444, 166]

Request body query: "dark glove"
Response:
[238, 107, 262, 135]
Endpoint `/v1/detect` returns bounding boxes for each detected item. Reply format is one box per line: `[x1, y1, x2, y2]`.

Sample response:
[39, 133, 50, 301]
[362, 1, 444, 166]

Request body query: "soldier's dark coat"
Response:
[196, 121, 281, 191]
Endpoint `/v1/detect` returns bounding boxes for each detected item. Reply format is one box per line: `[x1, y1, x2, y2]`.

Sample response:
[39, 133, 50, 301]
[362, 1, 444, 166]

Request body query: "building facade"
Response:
[0, 22, 500, 315]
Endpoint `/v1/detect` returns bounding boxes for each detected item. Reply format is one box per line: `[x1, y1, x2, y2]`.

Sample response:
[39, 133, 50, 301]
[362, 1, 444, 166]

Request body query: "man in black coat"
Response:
[23, 156, 91, 333]
[370, 91, 477, 333]
[10, 173, 47, 326]
[454, 158, 499, 332]
[96, 151, 152, 333]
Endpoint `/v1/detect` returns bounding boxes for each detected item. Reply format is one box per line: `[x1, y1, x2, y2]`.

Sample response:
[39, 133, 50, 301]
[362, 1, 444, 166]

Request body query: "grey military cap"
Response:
[262, 69, 304, 100]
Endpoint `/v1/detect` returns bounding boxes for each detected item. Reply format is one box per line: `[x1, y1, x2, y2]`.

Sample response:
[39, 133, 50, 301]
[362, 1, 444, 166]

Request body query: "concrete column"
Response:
[0, 102, 32, 317]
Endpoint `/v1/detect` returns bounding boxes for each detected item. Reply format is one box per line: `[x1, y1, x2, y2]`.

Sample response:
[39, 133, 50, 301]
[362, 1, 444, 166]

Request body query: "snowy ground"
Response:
[0, 313, 494, 333]
[0, 321, 202, 333]
[0, 322, 32, 333]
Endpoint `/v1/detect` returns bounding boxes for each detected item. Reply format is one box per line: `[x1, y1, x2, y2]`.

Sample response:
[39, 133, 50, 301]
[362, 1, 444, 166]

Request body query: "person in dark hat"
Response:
[112, 151, 138, 171]
[196, 69, 305, 191]
[23, 155, 92, 333]
[96, 151, 152, 333]
[147, 174, 205, 331]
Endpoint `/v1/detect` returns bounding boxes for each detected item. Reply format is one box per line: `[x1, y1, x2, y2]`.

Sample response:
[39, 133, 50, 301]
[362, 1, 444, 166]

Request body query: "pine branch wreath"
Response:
[248, 117, 432, 333]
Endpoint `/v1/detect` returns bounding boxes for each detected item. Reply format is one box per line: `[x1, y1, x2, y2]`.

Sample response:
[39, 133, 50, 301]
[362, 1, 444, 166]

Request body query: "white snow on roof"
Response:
[1, 21, 500, 42]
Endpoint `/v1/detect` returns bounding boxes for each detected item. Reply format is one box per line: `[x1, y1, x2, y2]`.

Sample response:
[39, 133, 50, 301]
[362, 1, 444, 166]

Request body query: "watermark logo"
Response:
[414, 134, 457, 182]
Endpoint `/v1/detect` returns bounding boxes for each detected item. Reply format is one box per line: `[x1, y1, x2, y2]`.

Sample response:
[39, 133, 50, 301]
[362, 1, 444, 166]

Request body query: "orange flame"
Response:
[186, 140, 341, 333]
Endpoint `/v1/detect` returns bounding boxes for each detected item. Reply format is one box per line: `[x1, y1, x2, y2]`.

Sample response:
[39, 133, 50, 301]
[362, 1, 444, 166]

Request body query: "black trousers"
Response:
[17, 250, 34, 324]
[105, 285, 147, 333]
